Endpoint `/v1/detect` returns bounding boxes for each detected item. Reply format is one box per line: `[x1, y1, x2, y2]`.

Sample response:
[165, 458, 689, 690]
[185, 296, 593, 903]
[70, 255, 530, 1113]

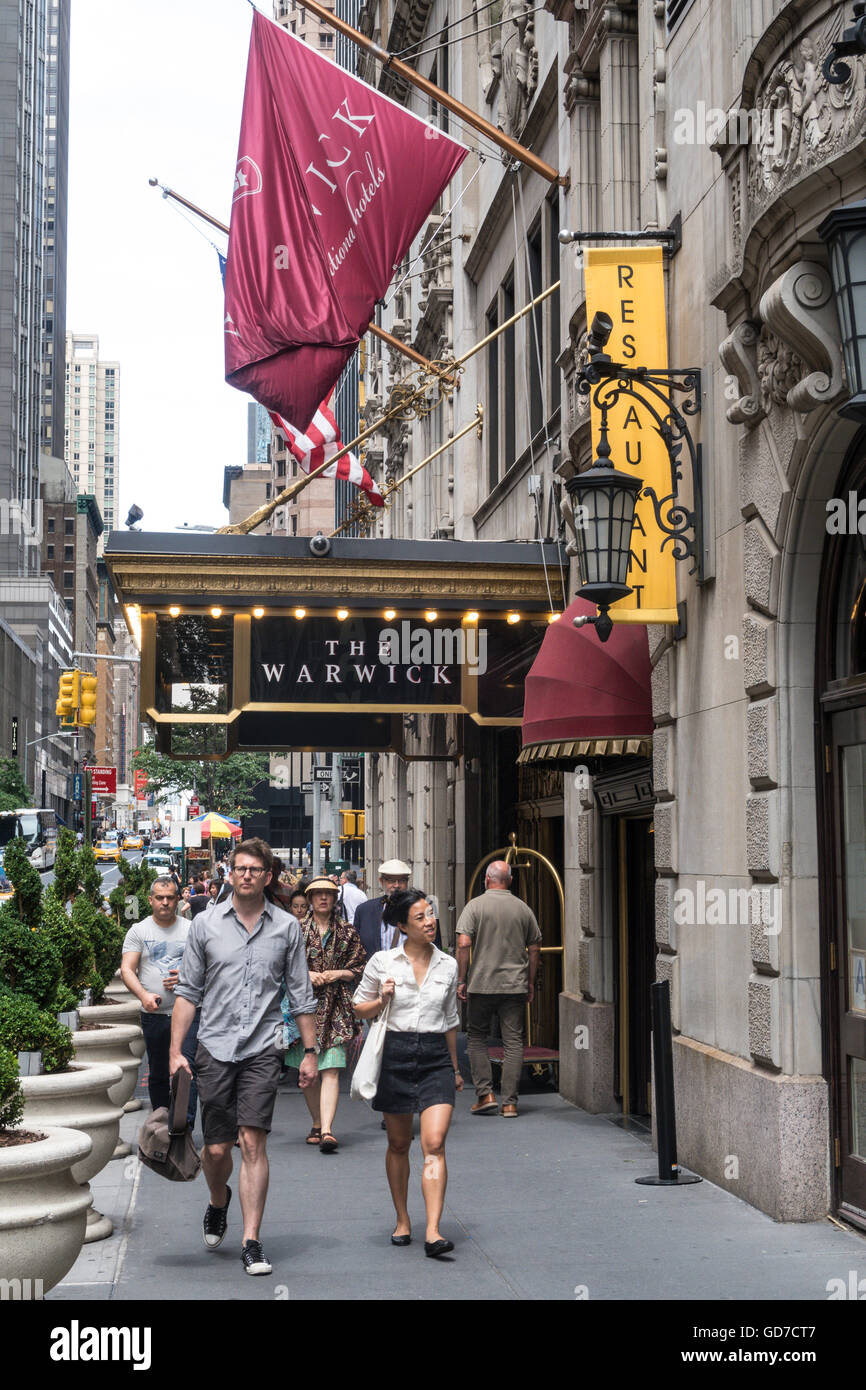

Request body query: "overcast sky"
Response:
[66, 0, 256, 533]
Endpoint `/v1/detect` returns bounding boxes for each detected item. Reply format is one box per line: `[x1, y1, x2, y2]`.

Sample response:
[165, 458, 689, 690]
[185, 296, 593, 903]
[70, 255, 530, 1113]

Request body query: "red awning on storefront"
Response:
[518, 597, 653, 764]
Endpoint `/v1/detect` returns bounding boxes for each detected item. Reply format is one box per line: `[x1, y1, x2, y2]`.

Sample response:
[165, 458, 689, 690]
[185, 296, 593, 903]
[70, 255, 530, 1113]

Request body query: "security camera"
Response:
[309, 531, 331, 557]
[587, 312, 614, 355]
[125, 504, 144, 530]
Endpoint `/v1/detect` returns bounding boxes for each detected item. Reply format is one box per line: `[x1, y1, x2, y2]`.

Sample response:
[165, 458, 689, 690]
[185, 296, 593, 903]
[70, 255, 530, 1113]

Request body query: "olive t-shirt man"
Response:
[457, 890, 542, 994]
[456, 887, 542, 1113]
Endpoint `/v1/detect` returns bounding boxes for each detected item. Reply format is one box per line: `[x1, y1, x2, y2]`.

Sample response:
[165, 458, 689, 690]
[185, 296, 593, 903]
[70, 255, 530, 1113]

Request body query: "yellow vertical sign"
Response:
[584, 247, 678, 625]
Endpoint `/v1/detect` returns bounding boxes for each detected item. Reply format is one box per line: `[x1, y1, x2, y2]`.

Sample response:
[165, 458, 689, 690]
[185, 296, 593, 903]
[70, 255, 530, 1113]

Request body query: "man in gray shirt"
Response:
[170, 837, 317, 1277]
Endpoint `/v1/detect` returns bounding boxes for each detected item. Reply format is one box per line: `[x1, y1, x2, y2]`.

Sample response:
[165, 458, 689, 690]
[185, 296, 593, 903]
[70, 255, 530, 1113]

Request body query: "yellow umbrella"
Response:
[191, 812, 242, 839]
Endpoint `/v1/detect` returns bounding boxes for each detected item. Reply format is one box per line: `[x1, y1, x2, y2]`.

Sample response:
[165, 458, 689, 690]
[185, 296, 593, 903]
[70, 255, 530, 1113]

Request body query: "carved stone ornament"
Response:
[719, 320, 767, 428]
[746, 9, 866, 212]
[758, 261, 845, 413]
[499, 0, 539, 137]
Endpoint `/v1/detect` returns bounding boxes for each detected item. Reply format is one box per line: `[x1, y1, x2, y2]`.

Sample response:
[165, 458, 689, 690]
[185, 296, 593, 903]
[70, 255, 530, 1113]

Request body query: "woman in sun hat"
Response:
[283, 876, 366, 1152]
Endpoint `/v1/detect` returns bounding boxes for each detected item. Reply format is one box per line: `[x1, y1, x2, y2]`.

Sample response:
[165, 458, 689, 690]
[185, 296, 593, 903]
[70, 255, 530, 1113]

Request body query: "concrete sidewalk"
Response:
[48, 1058, 865, 1303]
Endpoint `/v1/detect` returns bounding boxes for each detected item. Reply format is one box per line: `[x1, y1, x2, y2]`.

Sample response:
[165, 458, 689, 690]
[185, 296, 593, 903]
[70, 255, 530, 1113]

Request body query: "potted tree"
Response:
[0, 1039, 93, 1293]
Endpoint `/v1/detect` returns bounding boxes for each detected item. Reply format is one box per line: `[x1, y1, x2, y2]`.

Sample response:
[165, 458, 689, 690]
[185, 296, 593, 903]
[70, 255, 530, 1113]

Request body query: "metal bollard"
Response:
[636, 980, 701, 1187]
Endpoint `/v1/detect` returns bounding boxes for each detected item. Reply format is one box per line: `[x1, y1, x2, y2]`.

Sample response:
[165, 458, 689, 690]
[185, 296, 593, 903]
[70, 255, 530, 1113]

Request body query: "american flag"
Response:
[269, 395, 384, 507]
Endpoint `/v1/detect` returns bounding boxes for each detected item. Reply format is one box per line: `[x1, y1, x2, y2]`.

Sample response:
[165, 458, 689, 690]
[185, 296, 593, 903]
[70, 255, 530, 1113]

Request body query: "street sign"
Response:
[313, 767, 333, 781]
[73, 773, 82, 801]
[342, 766, 360, 784]
[10, 717, 18, 755]
[301, 781, 314, 793]
[87, 766, 117, 796]
[189, 797, 200, 816]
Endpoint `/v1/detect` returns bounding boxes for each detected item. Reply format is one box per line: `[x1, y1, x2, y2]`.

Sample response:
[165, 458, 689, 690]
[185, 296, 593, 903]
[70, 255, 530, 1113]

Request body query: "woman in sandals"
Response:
[352, 888, 463, 1258]
[284, 876, 366, 1152]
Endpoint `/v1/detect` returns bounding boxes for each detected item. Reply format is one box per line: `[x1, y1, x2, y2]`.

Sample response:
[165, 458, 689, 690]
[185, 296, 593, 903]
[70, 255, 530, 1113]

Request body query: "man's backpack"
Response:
[137, 1068, 201, 1182]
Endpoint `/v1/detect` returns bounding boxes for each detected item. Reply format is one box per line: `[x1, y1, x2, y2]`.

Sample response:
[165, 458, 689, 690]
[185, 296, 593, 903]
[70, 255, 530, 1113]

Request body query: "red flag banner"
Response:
[225, 11, 468, 431]
[270, 396, 384, 506]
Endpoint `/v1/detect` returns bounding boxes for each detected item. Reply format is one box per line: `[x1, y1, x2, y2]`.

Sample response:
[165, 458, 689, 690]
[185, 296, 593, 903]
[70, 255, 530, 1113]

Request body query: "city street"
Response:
[50, 1059, 866, 1305]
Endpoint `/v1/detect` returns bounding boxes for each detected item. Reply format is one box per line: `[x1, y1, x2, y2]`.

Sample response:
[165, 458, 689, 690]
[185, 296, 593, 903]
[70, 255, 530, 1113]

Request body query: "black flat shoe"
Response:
[390, 1233, 411, 1246]
[424, 1238, 454, 1258]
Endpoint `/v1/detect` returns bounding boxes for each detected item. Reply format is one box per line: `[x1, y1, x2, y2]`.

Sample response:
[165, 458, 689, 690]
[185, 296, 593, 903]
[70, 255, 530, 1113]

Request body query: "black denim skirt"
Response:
[373, 1032, 455, 1114]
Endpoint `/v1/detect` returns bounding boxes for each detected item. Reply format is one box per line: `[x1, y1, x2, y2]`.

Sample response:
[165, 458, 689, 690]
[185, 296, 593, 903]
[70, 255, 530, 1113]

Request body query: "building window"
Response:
[47, 517, 54, 533]
[64, 518, 74, 535]
[666, 0, 697, 33]
[320, 31, 333, 46]
[63, 571, 73, 589]
[486, 298, 499, 493]
[64, 545, 73, 561]
[46, 544, 54, 558]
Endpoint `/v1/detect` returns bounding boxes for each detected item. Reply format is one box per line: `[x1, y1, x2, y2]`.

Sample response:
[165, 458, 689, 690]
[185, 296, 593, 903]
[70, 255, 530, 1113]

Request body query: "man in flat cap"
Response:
[354, 859, 413, 961]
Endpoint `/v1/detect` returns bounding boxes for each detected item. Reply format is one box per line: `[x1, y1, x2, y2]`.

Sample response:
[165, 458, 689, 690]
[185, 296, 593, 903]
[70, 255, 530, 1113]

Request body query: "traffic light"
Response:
[356, 811, 365, 838]
[78, 673, 98, 727]
[56, 669, 80, 725]
[339, 811, 356, 840]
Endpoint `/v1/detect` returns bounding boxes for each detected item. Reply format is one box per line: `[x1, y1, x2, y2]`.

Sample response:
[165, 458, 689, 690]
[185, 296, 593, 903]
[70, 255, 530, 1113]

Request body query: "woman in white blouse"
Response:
[353, 888, 463, 1258]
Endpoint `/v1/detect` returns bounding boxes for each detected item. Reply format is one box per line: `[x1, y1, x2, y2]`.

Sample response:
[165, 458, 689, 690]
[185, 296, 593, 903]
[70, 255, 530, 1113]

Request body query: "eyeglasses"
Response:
[232, 865, 267, 877]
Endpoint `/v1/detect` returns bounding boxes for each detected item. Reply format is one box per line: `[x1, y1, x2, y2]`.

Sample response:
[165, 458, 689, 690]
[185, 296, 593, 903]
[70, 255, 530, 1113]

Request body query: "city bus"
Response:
[0, 808, 59, 871]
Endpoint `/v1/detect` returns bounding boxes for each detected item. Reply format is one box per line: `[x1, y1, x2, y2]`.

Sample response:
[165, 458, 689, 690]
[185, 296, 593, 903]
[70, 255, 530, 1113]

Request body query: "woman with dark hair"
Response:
[283, 876, 366, 1152]
[289, 886, 310, 922]
[353, 888, 462, 1258]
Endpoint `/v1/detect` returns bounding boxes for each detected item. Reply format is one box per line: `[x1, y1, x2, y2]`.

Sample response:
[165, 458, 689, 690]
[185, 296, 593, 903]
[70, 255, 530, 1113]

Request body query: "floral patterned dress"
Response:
[284, 911, 367, 1069]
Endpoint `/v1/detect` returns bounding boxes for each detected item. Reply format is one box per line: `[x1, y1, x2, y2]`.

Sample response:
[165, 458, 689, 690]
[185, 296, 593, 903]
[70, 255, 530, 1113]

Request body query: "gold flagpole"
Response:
[328, 407, 483, 537]
[296, 0, 567, 188]
[220, 281, 559, 535]
[149, 179, 443, 375]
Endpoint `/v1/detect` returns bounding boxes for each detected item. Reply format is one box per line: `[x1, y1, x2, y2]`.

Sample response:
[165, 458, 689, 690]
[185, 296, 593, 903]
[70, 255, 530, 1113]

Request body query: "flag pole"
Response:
[220, 280, 559, 535]
[149, 179, 444, 375]
[328, 408, 483, 537]
[292, 0, 567, 188]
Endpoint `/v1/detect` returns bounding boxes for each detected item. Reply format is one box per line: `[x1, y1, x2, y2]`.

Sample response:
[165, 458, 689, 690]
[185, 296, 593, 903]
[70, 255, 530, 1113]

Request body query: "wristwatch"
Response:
[303, 1046, 317, 1054]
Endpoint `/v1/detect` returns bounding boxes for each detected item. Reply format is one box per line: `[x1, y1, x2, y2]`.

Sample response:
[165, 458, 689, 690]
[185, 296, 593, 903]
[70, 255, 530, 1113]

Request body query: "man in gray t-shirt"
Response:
[121, 876, 199, 1124]
[456, 860, 542, 1117]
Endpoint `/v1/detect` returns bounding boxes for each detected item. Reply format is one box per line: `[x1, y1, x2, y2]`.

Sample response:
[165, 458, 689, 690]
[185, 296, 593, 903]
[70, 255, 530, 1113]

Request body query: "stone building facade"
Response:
[354, 0, 866, 1226]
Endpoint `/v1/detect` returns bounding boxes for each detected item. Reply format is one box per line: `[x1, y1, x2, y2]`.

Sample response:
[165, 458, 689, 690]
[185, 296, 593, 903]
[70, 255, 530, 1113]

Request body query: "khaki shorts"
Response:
[195, 1041, 282, 1145]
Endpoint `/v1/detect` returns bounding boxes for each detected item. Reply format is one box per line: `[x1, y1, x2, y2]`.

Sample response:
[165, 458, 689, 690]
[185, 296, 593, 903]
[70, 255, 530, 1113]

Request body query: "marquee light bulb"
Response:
[507, 611, 521, 624]
[168, 606, 180, 618]
[337, 607, 350, 620]
[294, 607, 306, 619]
[547, 612, 561, 623]
[424, 609, 438, 622]
[384, 608, 397, 621]
[252, 607, 265, 618]
[463, 611, 480, 624]
[211, 607, 222, 618]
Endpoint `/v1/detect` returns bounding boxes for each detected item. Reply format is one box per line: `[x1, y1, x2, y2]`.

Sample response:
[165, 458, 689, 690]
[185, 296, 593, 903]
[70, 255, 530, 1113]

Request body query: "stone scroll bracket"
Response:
[758, 262, 845, 415]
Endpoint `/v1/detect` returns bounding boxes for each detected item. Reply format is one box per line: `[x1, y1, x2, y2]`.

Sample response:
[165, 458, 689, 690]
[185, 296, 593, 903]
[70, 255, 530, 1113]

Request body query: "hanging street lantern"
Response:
[818, 200, 866, 422]
[565, 415, 643, 643]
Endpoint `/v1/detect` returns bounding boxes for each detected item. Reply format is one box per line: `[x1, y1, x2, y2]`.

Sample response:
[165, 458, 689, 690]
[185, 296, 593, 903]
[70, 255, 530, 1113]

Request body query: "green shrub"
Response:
[1, 836, 43, 928]
[42, 886, 95, 998]
[109, 856, 156, 928]
[75, 843, 105, 909]
[52, 827, 79, 903]
[0, 1044, 23, 1130]
[0, 904, 63, 1010]
[73, 896, 124, 1000]
[0, 992, 74, 1074]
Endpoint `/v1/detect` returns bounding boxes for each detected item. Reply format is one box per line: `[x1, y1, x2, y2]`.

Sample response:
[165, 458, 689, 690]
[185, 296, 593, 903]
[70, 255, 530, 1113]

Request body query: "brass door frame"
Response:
[468, 832, 565, 1046]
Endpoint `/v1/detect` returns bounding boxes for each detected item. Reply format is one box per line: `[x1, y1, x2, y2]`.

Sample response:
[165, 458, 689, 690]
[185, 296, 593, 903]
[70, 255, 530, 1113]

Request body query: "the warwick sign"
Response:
[250, 617, 482, 707]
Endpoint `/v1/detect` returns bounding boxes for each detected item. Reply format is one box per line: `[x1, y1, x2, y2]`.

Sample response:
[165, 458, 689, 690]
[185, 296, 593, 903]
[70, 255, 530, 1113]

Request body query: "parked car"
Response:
[123, 835, 144, 851]
[94, 840, 122, 864]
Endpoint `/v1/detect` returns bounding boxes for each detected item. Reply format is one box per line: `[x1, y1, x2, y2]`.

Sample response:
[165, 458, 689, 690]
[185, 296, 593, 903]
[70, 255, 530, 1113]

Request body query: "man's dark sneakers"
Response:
[241, 1239, 272, 1276]
[202, 1185, 232, 1248]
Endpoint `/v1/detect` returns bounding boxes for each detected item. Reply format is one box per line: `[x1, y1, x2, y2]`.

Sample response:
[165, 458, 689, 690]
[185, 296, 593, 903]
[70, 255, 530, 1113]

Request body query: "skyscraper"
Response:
[64, 333, 120, 545]
[0, 0, 49, 578]
[41, 0, 70, 458]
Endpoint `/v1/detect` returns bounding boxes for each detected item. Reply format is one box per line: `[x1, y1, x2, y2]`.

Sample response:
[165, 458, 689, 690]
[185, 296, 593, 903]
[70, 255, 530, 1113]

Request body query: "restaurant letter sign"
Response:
[584, 246, 678, 625]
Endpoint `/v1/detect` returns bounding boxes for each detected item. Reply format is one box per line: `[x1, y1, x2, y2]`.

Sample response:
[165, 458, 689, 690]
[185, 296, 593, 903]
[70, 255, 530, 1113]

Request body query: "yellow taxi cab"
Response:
[94, 840, 122, 863]
[123, 835, 144, 851]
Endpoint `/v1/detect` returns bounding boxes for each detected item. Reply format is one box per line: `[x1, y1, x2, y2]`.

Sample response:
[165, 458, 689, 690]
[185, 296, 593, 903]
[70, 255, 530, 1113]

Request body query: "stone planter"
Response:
[20, 1062, 124, 1243]
[0, 1125, 93, 1294]
[79, 998, 141, 1027]
[71, 1023, 143, 1158]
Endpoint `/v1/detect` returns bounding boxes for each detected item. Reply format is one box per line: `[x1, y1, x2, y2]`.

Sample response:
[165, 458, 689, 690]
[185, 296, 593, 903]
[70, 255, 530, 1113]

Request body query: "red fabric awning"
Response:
[519, 597, 653, 762]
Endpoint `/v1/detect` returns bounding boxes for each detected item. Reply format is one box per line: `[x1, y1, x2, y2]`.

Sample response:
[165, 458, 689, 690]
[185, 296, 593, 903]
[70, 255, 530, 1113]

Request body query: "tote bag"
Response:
[350, 998, 392, 1103]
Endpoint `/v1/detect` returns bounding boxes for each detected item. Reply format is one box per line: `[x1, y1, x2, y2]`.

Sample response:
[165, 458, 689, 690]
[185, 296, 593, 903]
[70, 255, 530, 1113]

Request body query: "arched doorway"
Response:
[816, 426, 866, 1227]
